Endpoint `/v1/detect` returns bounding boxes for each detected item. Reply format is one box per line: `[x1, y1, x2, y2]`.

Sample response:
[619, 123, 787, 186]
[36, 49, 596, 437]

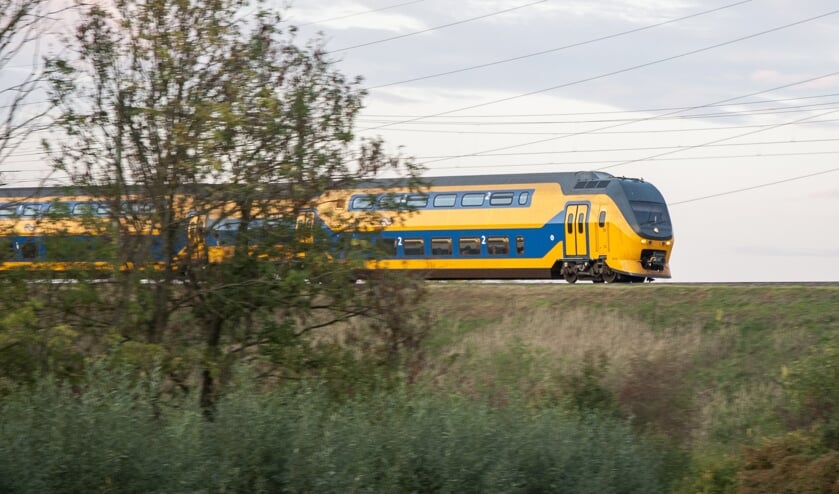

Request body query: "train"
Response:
[0, 171, 673, 282]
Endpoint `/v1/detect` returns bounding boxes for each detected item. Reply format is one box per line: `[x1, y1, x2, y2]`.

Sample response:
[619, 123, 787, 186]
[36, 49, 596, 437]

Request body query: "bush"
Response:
[0, 371, 675, 493]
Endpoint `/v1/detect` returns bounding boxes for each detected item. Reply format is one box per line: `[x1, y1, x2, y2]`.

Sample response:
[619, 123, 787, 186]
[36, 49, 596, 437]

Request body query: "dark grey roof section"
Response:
[2, 171, 653, 199]
[357, 171, 618, 192]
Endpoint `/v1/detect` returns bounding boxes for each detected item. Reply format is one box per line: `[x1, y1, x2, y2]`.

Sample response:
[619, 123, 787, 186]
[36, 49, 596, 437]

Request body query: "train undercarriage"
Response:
[553, 258, 650, 284]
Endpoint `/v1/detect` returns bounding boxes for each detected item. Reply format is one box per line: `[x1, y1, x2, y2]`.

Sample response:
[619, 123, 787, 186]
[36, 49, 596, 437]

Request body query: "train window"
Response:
[598, 210, 606, 228]
[350, 195, 374, 210]
[403, 238, 425, 256]
[405, 194, 428, 208]
[489, 192, 514, 206]
[20, 204, 44, 217]
[124, 200, 155, 216]
[577, 213, 585, 234]
[73, 202, 110, 216]
[459, 237, 481, 256]
[516, 236, 524, 254]
[377, 194, 404, 210]
[20, 239, 38, 259]
[433, 194, 456, 207]
[461, 193, 484, 207]
[377, 238, 397, 256]
[431, 237, 453, 256]
[518, 192, 530, 205]
[0, 205, 17, 217]
[487, 236, 509, 255]
[566, 213, 574, 234]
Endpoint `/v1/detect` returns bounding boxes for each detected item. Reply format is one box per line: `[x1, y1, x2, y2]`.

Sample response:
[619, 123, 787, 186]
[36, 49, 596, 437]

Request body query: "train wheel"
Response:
[564, 271, 577, 284]
[601, 267, 617, 283]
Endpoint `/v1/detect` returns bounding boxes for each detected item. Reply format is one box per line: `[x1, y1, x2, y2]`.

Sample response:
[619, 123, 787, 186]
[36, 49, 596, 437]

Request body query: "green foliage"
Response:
[783, 342, 839, 449]
[0, 371, 673, 493]
[558, 351, 620, 416]
[674, 450, 741, 494]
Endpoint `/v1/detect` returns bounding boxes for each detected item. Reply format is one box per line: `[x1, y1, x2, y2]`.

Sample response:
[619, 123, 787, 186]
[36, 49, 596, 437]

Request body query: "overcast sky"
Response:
[287, 0, 839, 282]
[4, 0, 839, 282]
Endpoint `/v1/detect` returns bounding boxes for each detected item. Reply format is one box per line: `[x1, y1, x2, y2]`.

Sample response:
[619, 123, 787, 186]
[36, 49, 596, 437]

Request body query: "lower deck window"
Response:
[378, 238, 397, 256]
[459, 237, 480, 255]
[431, 237, 453, 256]
[403, 238, 424, 256]
[487, 236, 509, 255]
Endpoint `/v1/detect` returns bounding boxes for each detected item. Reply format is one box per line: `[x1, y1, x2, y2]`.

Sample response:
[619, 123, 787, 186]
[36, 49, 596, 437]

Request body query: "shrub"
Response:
[0, 371, 676, 493]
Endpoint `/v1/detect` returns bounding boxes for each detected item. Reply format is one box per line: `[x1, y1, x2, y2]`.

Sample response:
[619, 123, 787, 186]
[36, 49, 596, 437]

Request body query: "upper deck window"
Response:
[73, 202, 110, 216]
[405, 194, 428, 208]
[0, 205, 17, 217]
[20, 204, 45, 217]
[350, 196, 374, 210]
[433, 194, 456, 207]
[518, 192, 530, 205]
[461, 193, 484, 207]
[489, 192, 514, 206]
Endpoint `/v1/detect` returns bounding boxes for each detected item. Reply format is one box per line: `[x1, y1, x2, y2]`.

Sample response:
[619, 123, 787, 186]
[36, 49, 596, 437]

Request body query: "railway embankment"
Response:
[418, 282, 839, 491]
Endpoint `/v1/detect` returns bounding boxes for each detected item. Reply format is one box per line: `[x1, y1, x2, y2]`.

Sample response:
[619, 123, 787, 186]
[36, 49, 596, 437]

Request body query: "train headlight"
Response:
[640, 239, 647, 244]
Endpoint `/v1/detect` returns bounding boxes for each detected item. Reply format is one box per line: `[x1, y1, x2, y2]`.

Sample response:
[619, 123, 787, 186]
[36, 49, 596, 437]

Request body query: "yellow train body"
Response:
[318, 171, 673, 282]
[0, 171, 674, 282]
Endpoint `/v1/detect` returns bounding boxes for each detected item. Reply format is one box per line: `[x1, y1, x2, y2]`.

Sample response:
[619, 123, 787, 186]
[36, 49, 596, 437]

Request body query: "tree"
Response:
[45, 0, 425, 412]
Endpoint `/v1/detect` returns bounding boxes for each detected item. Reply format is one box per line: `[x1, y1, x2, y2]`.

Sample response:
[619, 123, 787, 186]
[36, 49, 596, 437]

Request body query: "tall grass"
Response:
[0, 370, 675, 493]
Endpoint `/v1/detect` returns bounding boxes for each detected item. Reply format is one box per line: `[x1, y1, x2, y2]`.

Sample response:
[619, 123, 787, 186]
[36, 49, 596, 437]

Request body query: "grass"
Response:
[415, 283, 839, 450]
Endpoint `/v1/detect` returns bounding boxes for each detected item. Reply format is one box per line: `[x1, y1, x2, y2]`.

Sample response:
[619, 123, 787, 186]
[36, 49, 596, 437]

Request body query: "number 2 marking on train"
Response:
[397, 236, 403, 246]
[481, 235, 486, 245]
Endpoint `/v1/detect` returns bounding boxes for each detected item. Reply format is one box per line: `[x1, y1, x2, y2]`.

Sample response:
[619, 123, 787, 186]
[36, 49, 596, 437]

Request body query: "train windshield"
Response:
[631, 201, 671, 230]
[616, 180, 673, 239]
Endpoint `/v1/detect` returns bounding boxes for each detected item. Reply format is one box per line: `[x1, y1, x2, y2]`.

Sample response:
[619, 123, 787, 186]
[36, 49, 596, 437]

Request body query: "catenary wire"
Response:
[410, 71, 839, 165]
[328, 0, 546, 53]
[365, 0, 752, 90]
[294, 0, 425, 28]
[670, 167, 839, 205]
[361, 8, 839, 132]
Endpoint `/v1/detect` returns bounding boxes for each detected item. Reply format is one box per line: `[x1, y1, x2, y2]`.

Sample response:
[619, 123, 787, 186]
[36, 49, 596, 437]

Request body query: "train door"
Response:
[564, 203, 589, 258]
[596, 209, 609, 253]
[296, 211, 316, 244]
[186, 213, 206, 261]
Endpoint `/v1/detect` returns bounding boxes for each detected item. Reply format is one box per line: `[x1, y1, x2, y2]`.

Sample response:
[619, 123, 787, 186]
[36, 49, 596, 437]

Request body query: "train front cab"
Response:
[557, 177, 673, 283]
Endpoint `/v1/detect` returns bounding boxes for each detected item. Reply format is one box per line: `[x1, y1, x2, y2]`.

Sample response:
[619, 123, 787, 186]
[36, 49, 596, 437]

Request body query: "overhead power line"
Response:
[360, 91, 839, 119]
[599, 107, 839, 171]
[412, 70, 839, 166]
[425, 150, 839, 171]
[329, 0, 547, 53]
[410, 137, 839, 160]
[295, 0, 425, 28]
[671, 167, 839, 206]
[366, 0, 752, 89]
[359, 100, 839, 126]
[357, 117, 839, 136]
[362, 7, 839, 133]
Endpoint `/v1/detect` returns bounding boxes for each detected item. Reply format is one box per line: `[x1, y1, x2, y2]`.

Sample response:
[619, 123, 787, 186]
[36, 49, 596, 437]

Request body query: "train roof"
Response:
[0, 171, 653, 199]
[357, 171, 618, 189]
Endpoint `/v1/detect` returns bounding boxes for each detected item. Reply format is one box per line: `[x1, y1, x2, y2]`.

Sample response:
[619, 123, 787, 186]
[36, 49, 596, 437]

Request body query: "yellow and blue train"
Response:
[0, 171, 673, 282]
[320, 171, 673, 283]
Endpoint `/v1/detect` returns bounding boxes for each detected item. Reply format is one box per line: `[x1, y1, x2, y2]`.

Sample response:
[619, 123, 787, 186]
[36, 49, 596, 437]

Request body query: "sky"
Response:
[286, 0, 839, 282]
[3, 0, 839, 282]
